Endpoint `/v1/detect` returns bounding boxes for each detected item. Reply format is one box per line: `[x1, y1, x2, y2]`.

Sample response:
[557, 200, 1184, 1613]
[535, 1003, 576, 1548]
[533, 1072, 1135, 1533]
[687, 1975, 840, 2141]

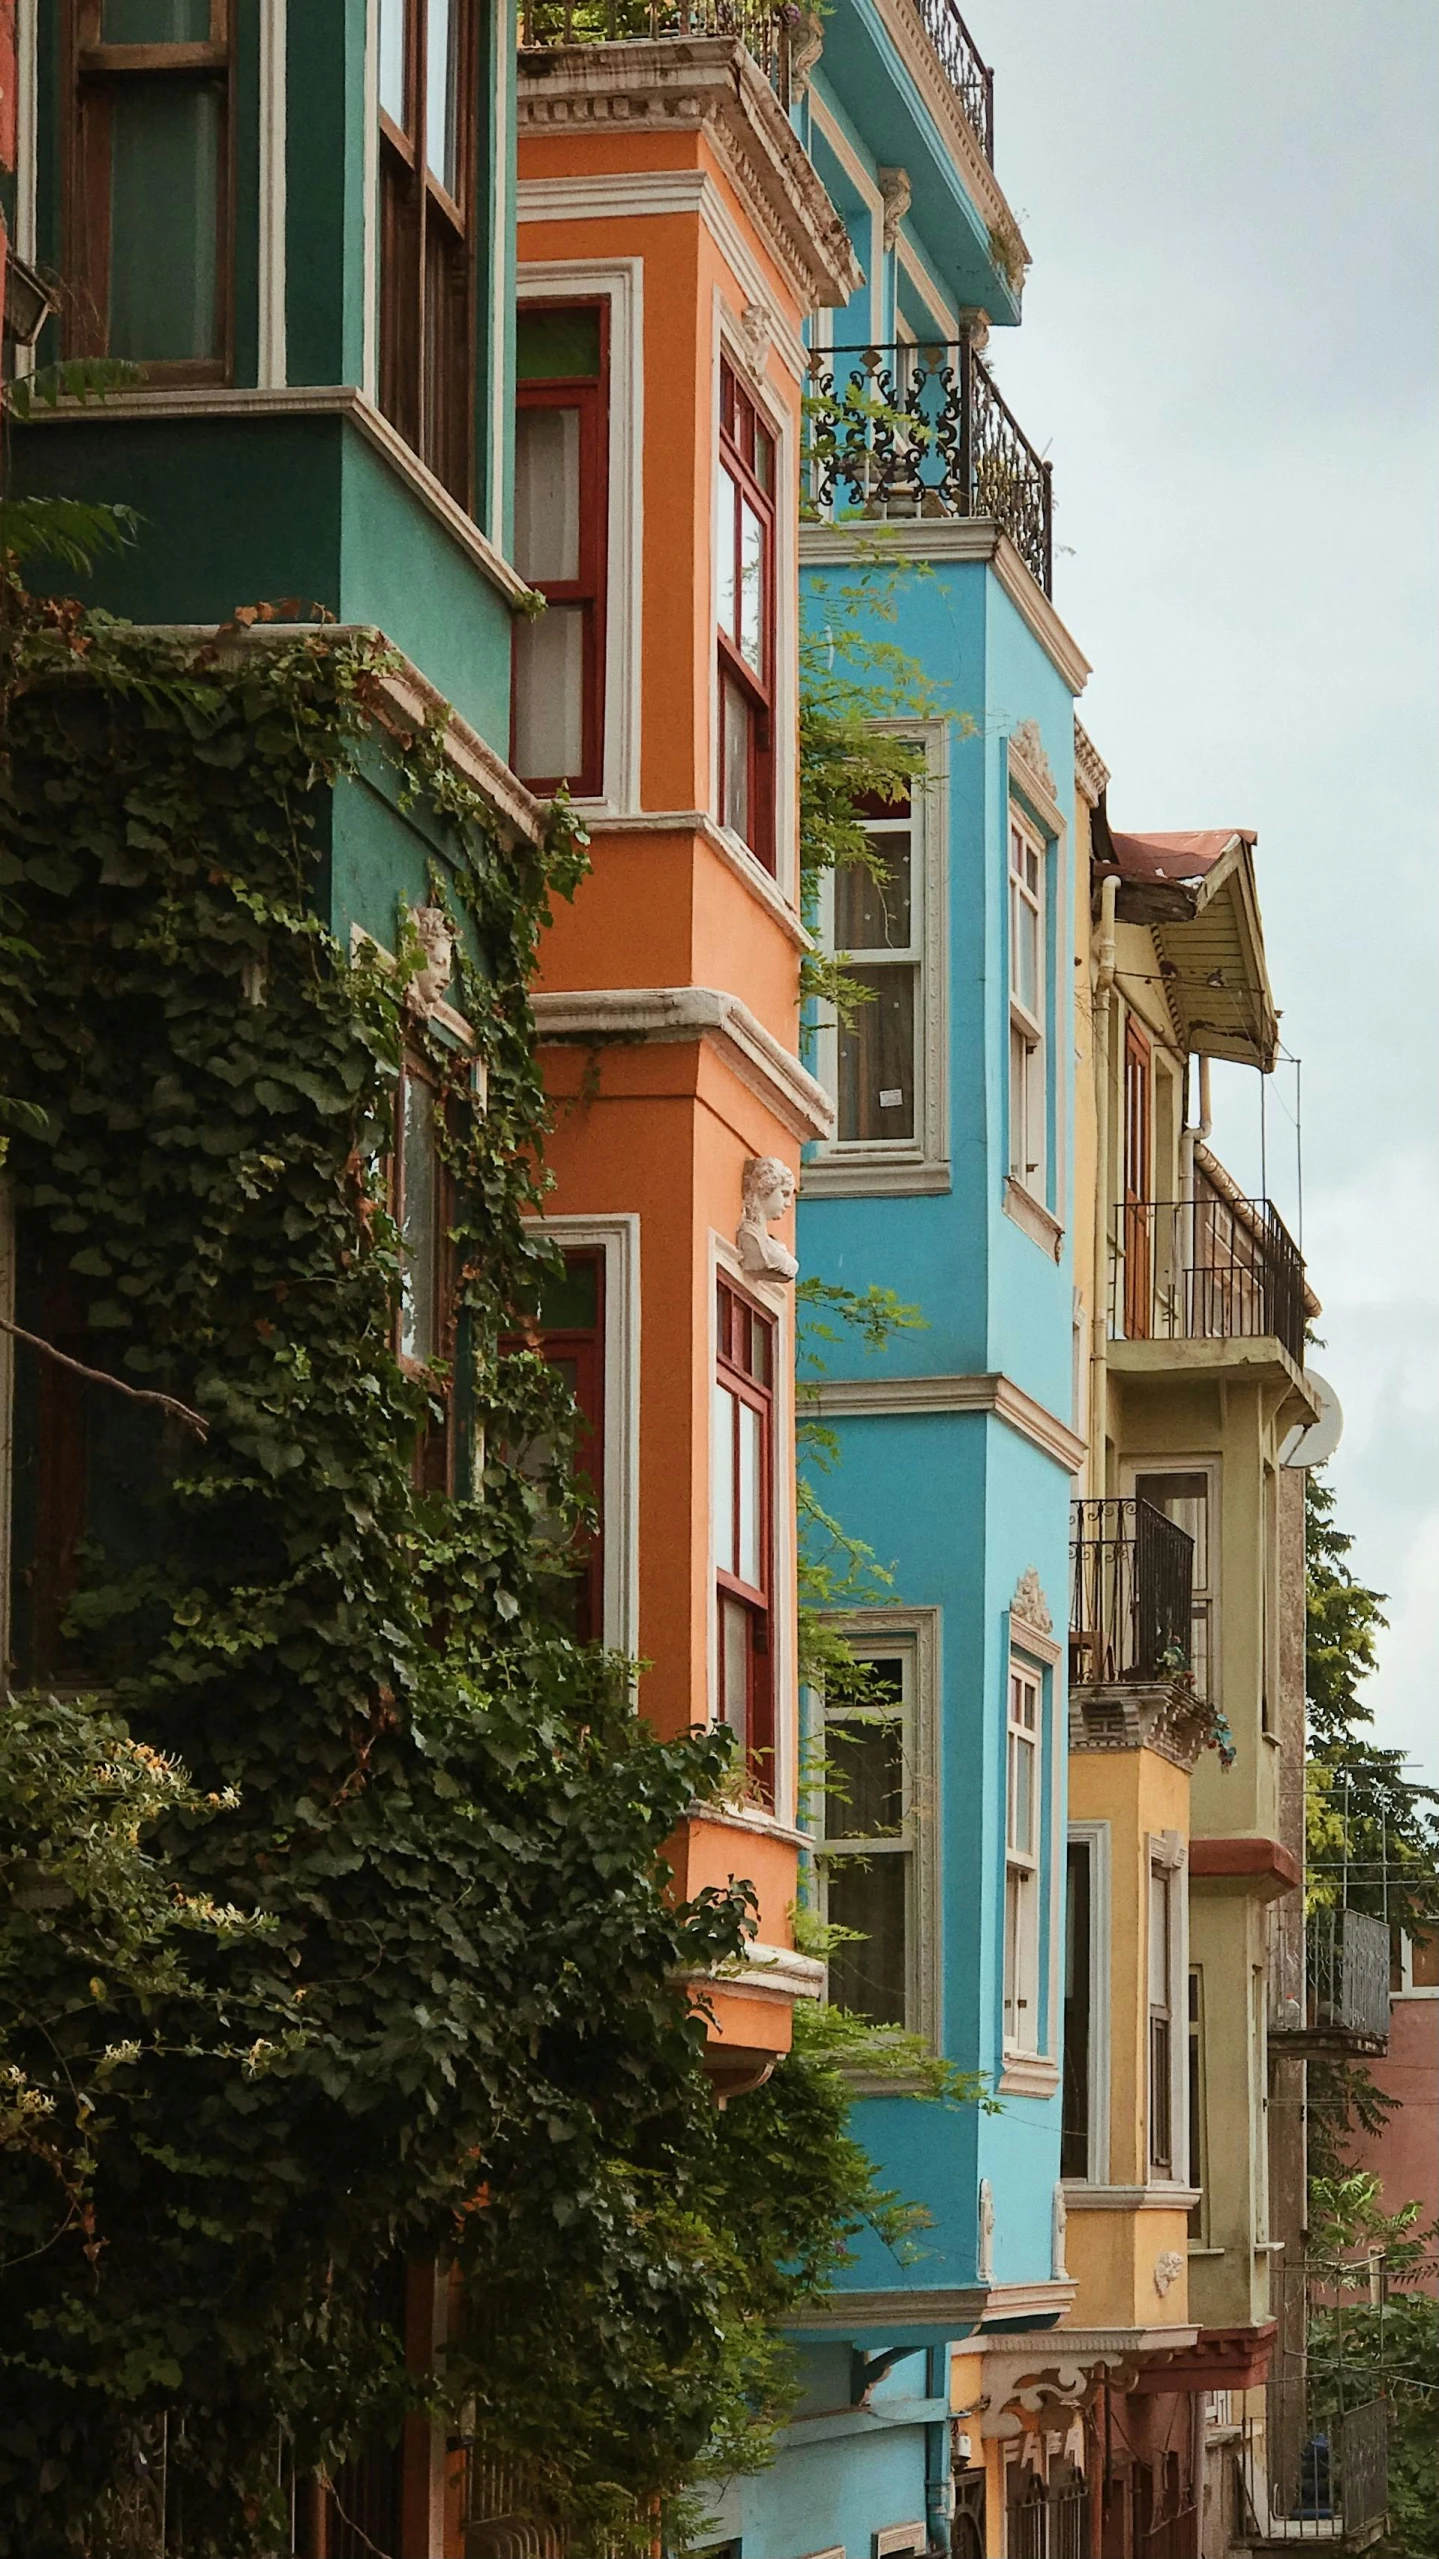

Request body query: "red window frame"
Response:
[391, 1048, 454, 1493]
[714, 1274, 775, 1796]
[512, 302, 609, 798]
[716, 357, 776, 872]
[376, 0, 479, 504]
[501, 1248, 606, 1644]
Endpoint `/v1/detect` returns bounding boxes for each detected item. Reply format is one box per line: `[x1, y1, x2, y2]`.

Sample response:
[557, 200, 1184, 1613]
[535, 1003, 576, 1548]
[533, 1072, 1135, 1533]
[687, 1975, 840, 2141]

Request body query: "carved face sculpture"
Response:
[743, 1156, 795, 1226]
[409, 905, 456, 1009]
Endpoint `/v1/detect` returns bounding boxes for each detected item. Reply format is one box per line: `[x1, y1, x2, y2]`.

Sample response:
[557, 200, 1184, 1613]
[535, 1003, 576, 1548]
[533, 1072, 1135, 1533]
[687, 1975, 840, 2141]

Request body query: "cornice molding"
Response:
[997, 2053, 1061, 2099]
[793, 2278, 1073, 2336]
[1069, 1679, 1217, 1773]
[1063, 2185, 1202, 2214]
[799, 519, 1091, 695]
[812, 1370, 1086, 1476]
[1003, 1176, 1065, 1262]
[14, 383, 532, 607]
[1189, 1835, 1301, 1899]
[516, 39, 861, 313]
[1074, 719, 1110, 807]
[871, 0, 1028, 305]
[581, 806, 812, 951]
[531, 984, 834, 1141]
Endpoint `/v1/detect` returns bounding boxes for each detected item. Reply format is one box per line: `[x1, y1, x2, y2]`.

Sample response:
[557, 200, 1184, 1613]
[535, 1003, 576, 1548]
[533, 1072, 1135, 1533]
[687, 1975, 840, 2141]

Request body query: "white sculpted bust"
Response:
[737, 1156, 798, 1284]
[407, 903, 457, 1013]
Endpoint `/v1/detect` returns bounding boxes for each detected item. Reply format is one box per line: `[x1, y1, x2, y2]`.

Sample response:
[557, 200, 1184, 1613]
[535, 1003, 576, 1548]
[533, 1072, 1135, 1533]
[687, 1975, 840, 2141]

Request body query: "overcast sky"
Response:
[978, 1, 1439, 1787]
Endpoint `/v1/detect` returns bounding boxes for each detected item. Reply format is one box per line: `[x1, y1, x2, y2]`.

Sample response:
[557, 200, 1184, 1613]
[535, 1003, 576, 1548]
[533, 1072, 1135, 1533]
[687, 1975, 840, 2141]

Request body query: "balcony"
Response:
[1069, 1498, 1221, 1764]
[1245, 2391, 1389, 2547]
[518, 0, 998, 159]
[806, 338, 1052, 593]
[1269, 1908, 1391, 2058]
[1111, 1187, 1306, 1372]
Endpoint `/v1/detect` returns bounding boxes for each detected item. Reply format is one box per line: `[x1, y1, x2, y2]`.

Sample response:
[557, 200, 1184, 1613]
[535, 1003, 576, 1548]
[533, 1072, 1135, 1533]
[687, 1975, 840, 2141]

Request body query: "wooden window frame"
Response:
[64, 0, 235, 385]
[714, 1274, 775, 1795]
[377, 0, 479, 506]
[1007, 812, 1046, 1196]
[391, 1048, 455, 1494]
[716, 357, 776, 873]
[512, 301, 609, 798]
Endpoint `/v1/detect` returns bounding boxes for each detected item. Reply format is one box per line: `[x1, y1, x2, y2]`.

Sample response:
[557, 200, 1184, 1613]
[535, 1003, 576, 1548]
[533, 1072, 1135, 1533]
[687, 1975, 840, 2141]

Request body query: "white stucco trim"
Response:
[527, 1215, 640, 1658]
[11, 0, 38, 384]
[487, 22, 514, 548]
[257, 0, 288, 386]
[1065, 1818, 1112, 2186]
[810, 1371, 1087, 1475]
[531, 986, 832, 1144]
[800, 520, 1091, 697]
[822, 1605, 942, 2049]
[362, 0, 380, 402]
[805, 91, 884, 345]
[516, 259, 644, 814]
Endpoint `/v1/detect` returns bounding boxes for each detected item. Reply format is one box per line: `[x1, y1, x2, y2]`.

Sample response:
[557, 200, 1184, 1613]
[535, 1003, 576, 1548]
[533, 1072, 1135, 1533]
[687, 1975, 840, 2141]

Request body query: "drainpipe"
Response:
[1089, 875, 1118, 1494]
[1179, 1058, 1211, 1329]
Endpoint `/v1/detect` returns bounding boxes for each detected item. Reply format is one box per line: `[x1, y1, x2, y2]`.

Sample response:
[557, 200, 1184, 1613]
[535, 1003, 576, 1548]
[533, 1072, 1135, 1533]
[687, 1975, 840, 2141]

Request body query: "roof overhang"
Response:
[1097, 827, 1279, 1072]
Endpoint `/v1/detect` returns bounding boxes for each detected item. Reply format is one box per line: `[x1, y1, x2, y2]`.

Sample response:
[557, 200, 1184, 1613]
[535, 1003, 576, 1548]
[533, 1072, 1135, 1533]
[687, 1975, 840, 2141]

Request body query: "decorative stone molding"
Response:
[978, 2329, 1198, 2439]
[1011, 1567, 1053, 1637]
[515, 39, 862, 311]
[530, 985, 833, 1141]
[1153, 2250, 1185, 2298]
[737, 298, 773, 382]
[956, 306, 991, 354]
[1009, 718, 1056, 800]
[977, 2178, 996, 2282]
[1068, 1678, 1219, 1773]
[790, 4, 824, 91]
[1052, 2183, 1069, 2282]
[737, 1155, 799, 1284]
[1073, 718, 1110, 807]
[811, 1370, 1086, 1477]
[876, 165, 912, 252]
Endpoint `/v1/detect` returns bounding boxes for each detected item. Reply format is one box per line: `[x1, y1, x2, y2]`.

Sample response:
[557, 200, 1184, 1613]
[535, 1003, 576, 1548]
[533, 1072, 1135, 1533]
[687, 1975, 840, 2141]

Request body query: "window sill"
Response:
[997, 2052, 1060, 2098]
[1187, 2245, 1225, 2257]
[802, 1154, 951, 1199]
[1065, 2184, 1202, 2212]
[1002, 1177, 1064, 1262]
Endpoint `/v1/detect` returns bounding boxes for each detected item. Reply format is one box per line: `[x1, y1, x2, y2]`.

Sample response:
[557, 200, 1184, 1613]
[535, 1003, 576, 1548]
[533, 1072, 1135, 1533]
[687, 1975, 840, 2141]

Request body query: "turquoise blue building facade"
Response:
[721, 8, 1093, 2551]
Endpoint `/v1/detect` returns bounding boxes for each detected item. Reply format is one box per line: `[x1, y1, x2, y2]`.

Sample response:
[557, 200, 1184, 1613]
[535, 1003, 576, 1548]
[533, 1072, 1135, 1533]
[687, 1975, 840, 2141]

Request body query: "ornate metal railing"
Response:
[912, 0, 994, 158]
[1111, 1188, 1306, 1370]
[1271, 1908, 1391, 2056]
[1070, 1497, 1195, 1688]
[1252, 2389, 1389, 2539]
[805, 338, 1053, 592]
[518, 0, 794, 104]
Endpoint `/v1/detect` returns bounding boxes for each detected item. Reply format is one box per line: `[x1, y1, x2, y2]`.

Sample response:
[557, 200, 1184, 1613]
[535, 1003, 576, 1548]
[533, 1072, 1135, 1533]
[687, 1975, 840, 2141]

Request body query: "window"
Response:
[1003, 1663, 1042, 2052]
[822, 1650, 913, 2028]
[66, 0, 232, 379]
[376, 0, 478, 502]
[1149, 1860, 1174, 2175]
[1122, 1015, 1152, 1340]
[716, 358, 776, 869]
[714, 1276, 775, 1792]
[1133, 1469, 1213, 1700]
[1062, 1835, 1092, 2177]
[393, 1051, 454, 1490]
[506, 1250, 605, 1641]
[512, 302, 609, 796]
[833, 787, 921, 1145]
[1007, 816, 1046, 1194]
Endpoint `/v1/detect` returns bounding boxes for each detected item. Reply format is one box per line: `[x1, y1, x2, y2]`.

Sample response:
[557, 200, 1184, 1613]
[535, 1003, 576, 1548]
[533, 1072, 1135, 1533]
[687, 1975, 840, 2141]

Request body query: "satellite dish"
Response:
[1280, 1369, 1343, 1470]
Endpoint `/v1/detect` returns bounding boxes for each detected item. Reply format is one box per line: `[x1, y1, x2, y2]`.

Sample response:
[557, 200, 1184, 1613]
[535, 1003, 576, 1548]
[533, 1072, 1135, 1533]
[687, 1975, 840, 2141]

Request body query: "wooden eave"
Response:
[1144, 839, 1279, 1072]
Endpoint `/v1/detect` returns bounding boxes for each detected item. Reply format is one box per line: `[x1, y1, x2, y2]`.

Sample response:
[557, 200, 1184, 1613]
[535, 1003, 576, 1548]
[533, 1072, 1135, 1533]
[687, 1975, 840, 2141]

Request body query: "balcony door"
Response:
[1122, 1014, 1152, 1340]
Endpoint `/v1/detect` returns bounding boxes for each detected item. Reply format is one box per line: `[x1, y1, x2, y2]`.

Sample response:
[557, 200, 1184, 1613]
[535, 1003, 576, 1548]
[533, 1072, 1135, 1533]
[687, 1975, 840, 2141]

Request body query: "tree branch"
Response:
[0, 1316, 209, 1441]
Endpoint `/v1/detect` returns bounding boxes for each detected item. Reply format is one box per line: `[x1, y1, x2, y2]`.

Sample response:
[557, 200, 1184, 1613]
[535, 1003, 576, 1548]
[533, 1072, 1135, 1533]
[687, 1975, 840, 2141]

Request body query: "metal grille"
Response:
[328, 2441, 404, 2559]
[518, 0, 793, 104]
[465, 2453, 567, 2559]
[805, 340, 1053, 595]
[1070, 1496, 1195, 1687]
[909, 0, 994, 157]
[1271, 1907, 1391, 2054]
[1110, 1189, 1306, 1369]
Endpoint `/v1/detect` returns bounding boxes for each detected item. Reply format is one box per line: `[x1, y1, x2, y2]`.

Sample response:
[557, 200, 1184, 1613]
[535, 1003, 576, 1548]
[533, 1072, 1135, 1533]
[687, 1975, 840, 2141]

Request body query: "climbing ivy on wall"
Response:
[0, 586, 900, 2555]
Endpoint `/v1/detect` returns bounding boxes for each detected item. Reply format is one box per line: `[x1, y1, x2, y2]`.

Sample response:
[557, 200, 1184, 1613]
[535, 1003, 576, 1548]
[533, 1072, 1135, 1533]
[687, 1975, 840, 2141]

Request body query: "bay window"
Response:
[821, 1649, 913, 2028]
[834, 789, 921, 1145]
[512, 302, 608, 796]
[66, 0, 232, 378]
[1003, 1662, 1041, 2053]
[713, 1276, 774, 1794]
[1007, 815, 1046, 1195]
[377, 0, 478, 503]
[716, 359, 776, 869]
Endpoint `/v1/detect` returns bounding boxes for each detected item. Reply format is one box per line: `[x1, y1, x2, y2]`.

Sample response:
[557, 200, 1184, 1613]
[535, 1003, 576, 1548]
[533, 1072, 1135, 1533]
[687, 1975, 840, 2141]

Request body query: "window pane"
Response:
[513, 406, 580, 583]
[535, 1254, 599, 1332]
[104, 0, 211, 29]
[1135, 1472, 1209, 1585]
[835, 833, 912, 951]
[512, 606, 584, 782]
[739, 499, 764, 673]
[399, 1071, 439, 1364]
[720, 674, 751, 844]
[754, 419, 775, 492]
[717, 467, 739, 641]
[837, 964, 916, 1143]
[1011, 878, 1040, 1015]
[1150, 1866, 1172, 2008]
[377, 0, 406, 122]
[737, 1398, 761, 1588]
[1062, 1839, 1092, 2179]
[827, 1856, 907, 2026]
[426, 0, 458, 189]
[1150, 2015, 1173, 2170]
[1008, 1731, 1034, 1857]
[712, 1382, 736, 1577]
[719, 1591, 749, 1755]
[824, 1718, 903, 1838]
[516, 304, 602, 382]
[109, 82, 221, 361]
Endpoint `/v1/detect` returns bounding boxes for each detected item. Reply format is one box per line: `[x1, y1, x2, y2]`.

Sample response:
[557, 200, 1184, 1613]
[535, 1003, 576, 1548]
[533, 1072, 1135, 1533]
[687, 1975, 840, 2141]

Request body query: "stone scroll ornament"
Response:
[977, 2176, 996, 2282]
[406, 904, 457, 1014]
[737, 1156, 799, 1284]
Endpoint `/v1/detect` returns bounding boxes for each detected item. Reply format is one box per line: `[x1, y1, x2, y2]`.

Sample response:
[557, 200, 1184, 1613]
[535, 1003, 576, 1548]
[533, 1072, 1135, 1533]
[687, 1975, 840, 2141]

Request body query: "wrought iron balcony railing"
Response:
[805, 338, 1053, 593]
[911, 0, 994, 159]
[1070, 1496, 1195, 1688]
[519, 0, 796, 105]
[1111, 1189, 1306, 1370]
[1270, 1908, 1392, 2057]
[1250, 2389, 1389, 2541]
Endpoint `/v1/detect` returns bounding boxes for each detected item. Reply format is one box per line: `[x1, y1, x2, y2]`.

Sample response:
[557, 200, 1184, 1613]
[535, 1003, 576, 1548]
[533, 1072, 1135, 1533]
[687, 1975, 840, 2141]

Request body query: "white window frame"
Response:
[1063, 1819, 1111, 2187]
[1125, 1454, 1221, 1710]
[1007, 806, 1047, 1200]
[806, 717, 950, 1197]
[816, 1607, 940, 2047]
[514, 259, 644, 814]
[524, 1213, 640, 1657]
[1004, 1658, 1043, 2058]
[1145, 1829, 1189, 2190]
[999, 1597, 1062, 2098]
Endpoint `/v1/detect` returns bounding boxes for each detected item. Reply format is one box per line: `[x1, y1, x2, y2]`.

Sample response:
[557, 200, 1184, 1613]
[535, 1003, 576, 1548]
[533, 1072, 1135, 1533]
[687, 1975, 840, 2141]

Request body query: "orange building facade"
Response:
[513, 35, 861, 2090]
